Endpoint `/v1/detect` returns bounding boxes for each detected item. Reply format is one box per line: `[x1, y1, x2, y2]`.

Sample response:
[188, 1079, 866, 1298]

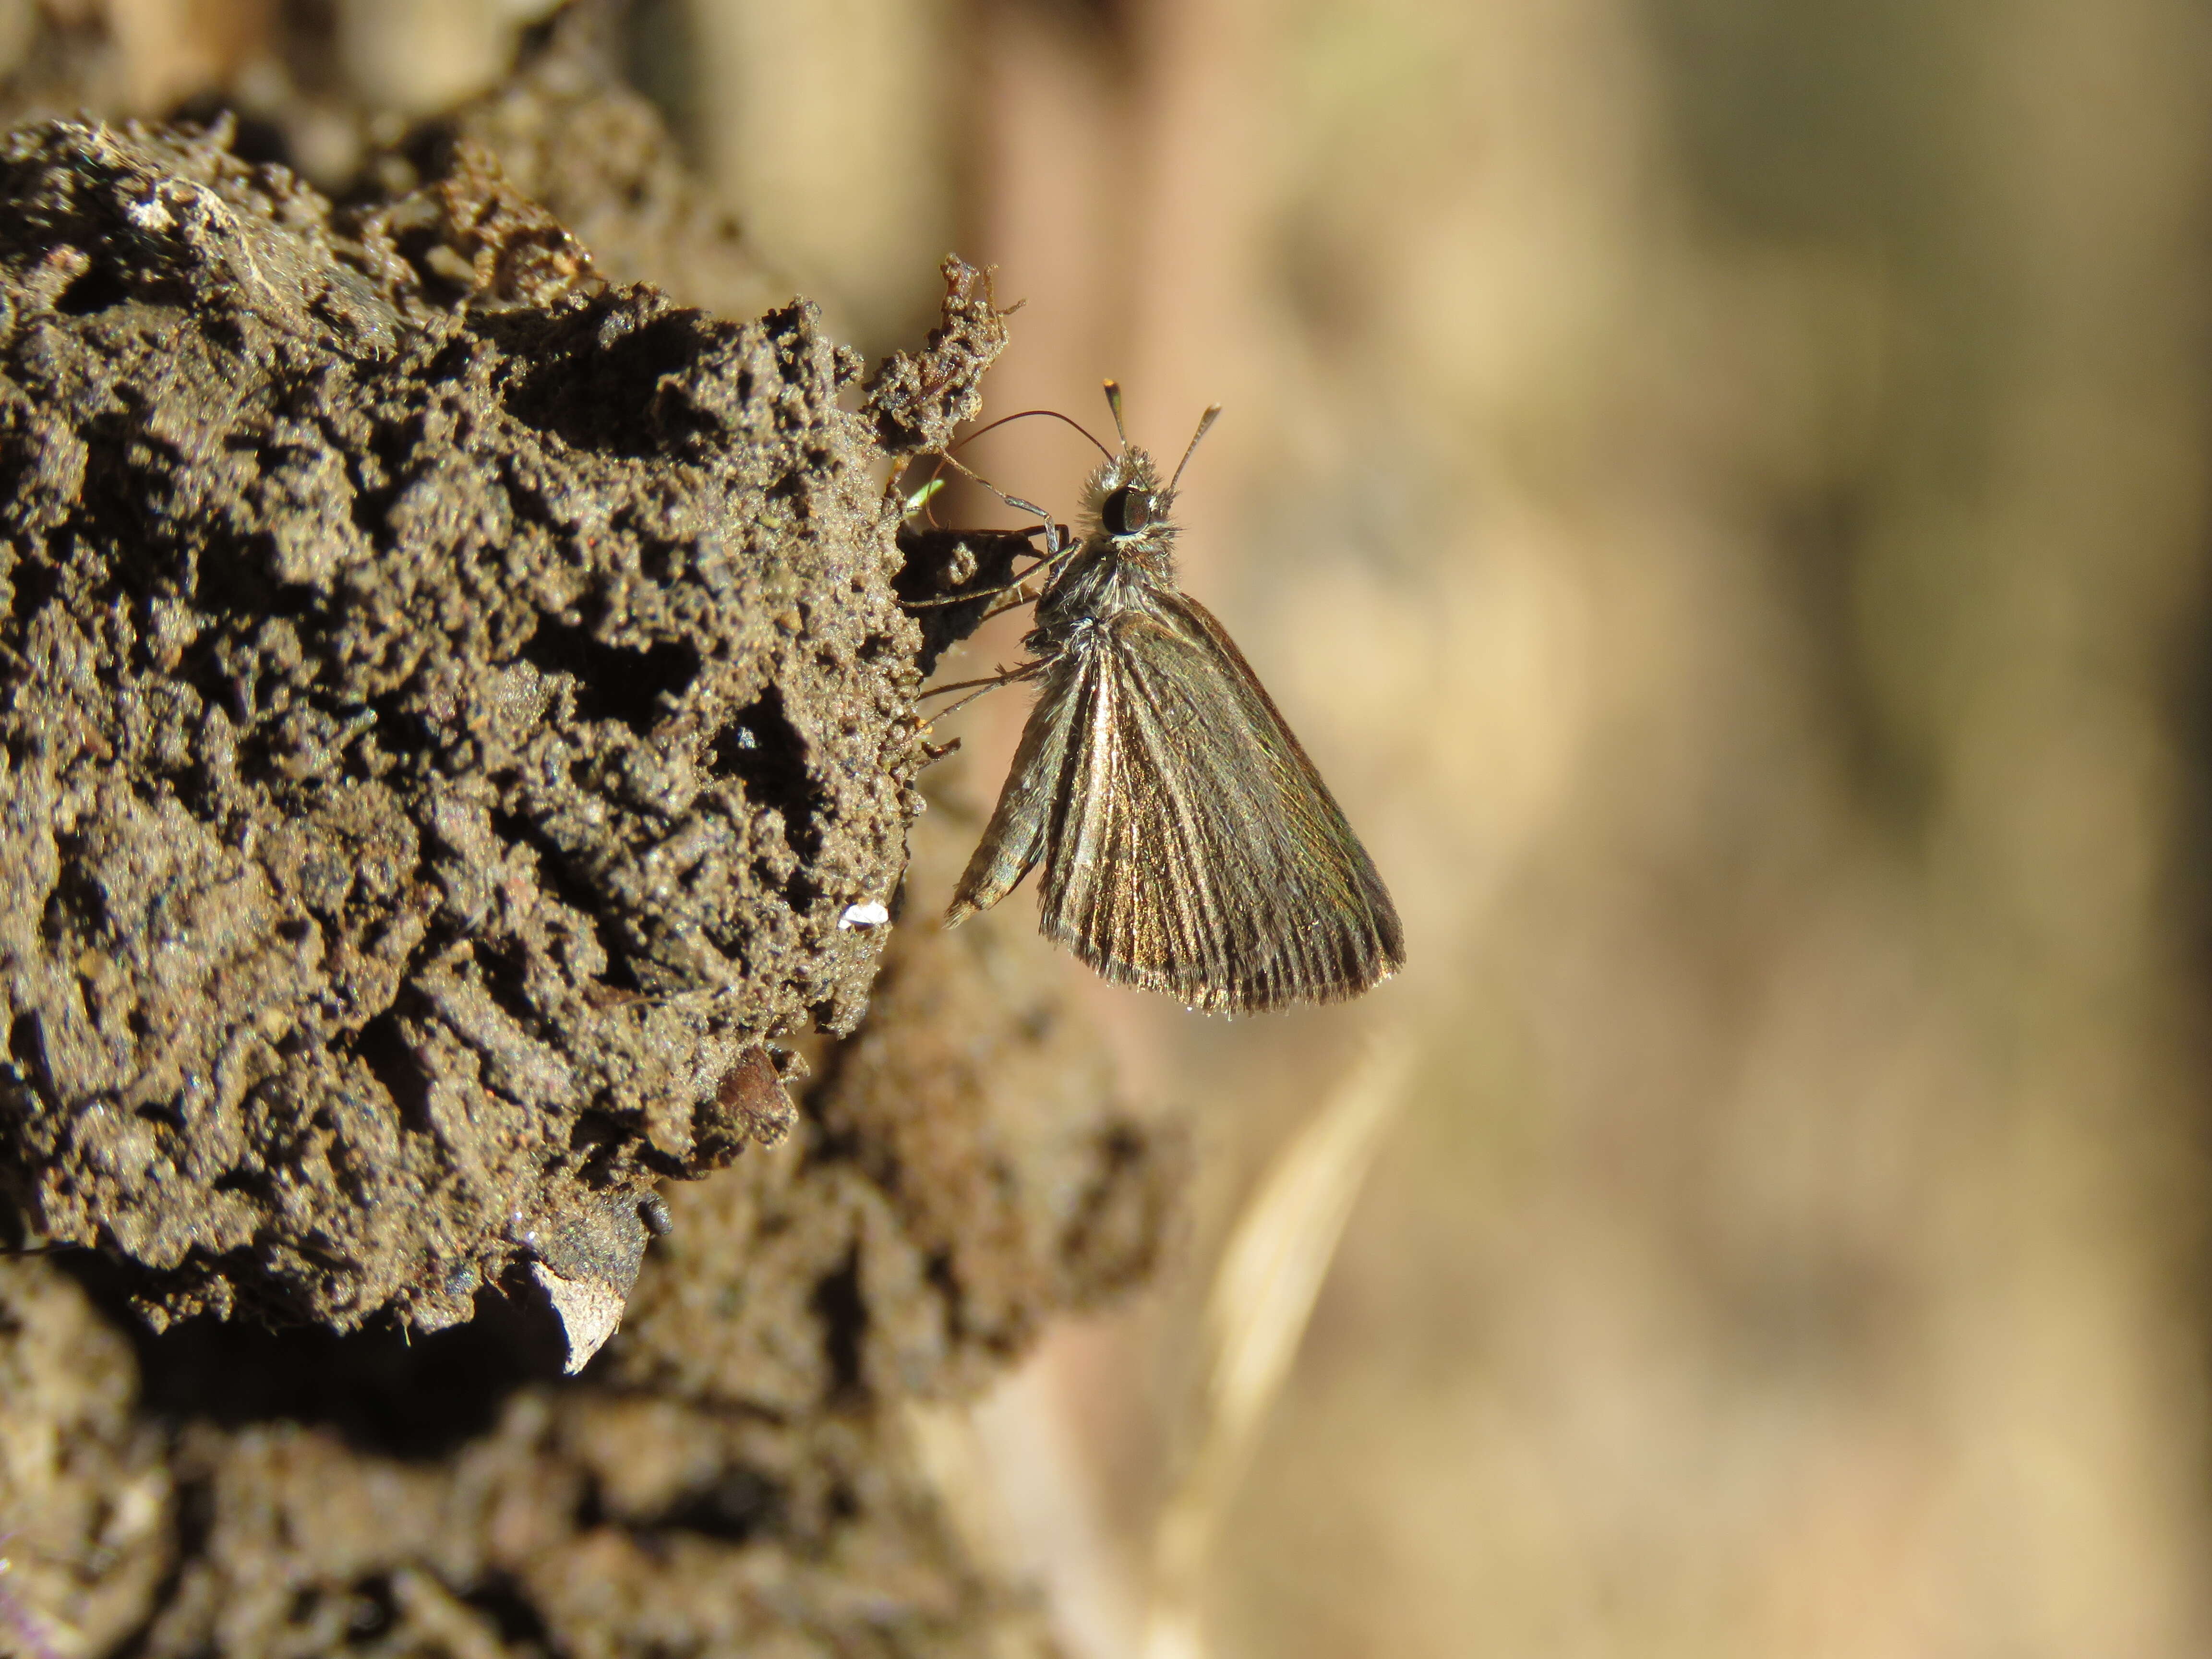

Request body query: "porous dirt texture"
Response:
[0, 115, 1006, 1336]
[0, 59, 1186, 1659]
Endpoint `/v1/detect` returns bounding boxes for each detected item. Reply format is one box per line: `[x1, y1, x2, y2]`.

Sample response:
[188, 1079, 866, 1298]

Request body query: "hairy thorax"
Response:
[1028, 541, 1173, 657]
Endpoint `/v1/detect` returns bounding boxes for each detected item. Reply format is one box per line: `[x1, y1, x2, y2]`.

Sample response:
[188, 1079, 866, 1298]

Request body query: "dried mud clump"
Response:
[0, 37, 1188, 1658]
[0, 115, 1009, 1335]
[0, 910, 1183, 1659]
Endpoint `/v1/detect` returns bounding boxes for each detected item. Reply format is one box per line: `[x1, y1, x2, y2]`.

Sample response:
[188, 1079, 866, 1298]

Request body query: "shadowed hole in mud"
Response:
[500, 308, 708, 456]
[568, 1110, 626, 1156]
[43, 839, 108, 941]
[54, 262, 130, 315]
[487, 810, 642, 994]
[63, 1253, 563, 1458]
[520, 620, 698, 734]
[361, 688, 440, 761]
[355, 1008, 433, 1130]
[461, 1578, 554, 1649]
[892, 522, 1040, 676]
[341, 1575, 396, 1642]
[710, 686, 820, 856]
[178, 528, 322, 619]
[567, 1110, 639, 1184]
[811, 1246, 866, 1400]
[473, 938, 541, 1031]
[6, 558, 59, 628]
[660, 1467, 789, 1542]
[174, 638, 240, 722]
[7, 1012, 48, 1095]
[923, 1250, 966, 1343]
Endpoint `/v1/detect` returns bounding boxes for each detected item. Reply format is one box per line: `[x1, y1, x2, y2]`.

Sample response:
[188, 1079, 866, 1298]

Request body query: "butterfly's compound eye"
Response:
[1102, 486, 1154, 538]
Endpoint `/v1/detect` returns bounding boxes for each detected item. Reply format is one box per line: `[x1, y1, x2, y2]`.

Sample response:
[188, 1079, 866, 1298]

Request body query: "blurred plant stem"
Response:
[1141, 1037, 1416, 1659]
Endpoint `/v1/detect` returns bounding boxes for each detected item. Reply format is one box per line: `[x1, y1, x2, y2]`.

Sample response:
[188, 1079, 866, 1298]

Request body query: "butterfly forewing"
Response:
[1033, 593, 1404, 1012]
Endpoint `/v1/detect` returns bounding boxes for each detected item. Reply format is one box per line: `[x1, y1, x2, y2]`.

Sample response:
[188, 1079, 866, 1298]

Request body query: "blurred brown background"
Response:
[11, 0, 2212, 1653]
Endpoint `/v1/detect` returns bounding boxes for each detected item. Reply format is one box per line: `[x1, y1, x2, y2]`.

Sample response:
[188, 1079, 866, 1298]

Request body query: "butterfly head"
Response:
[1079, 383, 1222, 577]
[1081, 446, 1178, 572]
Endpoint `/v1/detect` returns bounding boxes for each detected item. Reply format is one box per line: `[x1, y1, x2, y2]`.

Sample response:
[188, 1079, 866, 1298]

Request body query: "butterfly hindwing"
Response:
[946, 653, 1086, 923]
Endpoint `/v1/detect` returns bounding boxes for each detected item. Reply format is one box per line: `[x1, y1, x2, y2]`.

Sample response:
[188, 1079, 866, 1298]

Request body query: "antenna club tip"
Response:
[1102, 379, 1130, 445]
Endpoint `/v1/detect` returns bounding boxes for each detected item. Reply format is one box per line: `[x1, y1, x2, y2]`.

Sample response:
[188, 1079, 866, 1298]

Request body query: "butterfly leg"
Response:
[900, 445, 1075, 608]
[918, 658, 1045, 726]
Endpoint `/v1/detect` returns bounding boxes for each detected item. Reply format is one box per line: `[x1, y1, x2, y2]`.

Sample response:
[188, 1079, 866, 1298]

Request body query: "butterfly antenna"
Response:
[1168, 404, 1223, 492]
[956, 407, 1115, 463]
[1103, 379, 1130, 447]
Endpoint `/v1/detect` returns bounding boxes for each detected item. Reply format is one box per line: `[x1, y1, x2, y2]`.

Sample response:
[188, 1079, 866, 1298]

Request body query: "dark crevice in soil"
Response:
[518, 620, 699, 735]
[63, 1252, 562, 1458]
[354, 1007, 433, 1131]
[711, 685, 821, 855]
[500, 307, 708, 456]
[486, 806, 644, 993]
[656, 1465, 789, 1543]
[7, 559, 59, 626]
[459, 1577, 556, 1651]
[812, 1245, 868, 1400]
